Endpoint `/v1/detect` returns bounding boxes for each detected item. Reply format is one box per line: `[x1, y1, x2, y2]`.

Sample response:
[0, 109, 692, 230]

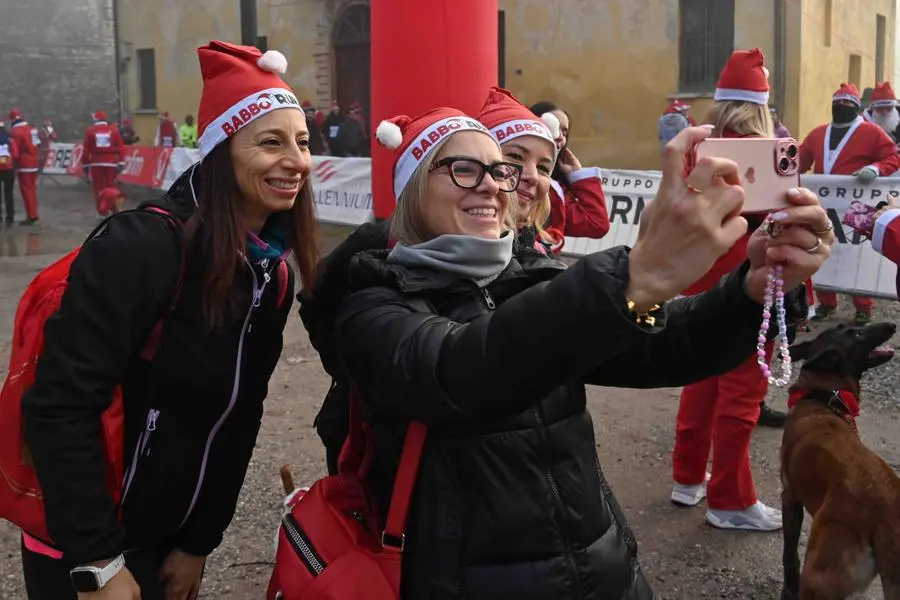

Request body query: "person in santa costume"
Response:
[671, 48, 812, 531]
[873, 200, 900, 297]
[658, 99, 694, 153]
[799, 82, 900, 324]
[528, 100, 610, 252]
[478, 86, 563, 254]
[8, 109, 40, 224]
[19, 40, 319, 599]
[154, 111, 180, 147]
[81, 110, 125, 217]
[862, 81, 899, 142]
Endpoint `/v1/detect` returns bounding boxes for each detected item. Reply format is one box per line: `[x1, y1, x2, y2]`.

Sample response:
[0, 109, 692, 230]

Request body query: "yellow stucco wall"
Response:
[793, 0, 896, 141]
[119, 0, 895, 170]
[118, 0, 324, 145]
[497, 0, 776, 170]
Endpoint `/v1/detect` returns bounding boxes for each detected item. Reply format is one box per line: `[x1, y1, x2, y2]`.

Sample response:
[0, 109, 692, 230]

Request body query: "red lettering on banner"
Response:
[64, 144, 84, 175]
[436, 125, 449, 136]
[515, 124, 525, 133]
[419, 138, 433, 157]
[249, 103, 261, 116]
[231, 115, 243, 130]
[427, 130, 440, 143]
[222, 122, 235, 136]
[496, 130, 507, 141]
[447, 121, 461, 131]
[412, 147, 423, 160]
[503, 125, 515, 138]
[118, 146, 170, 188]
[239, 108, 252, 122]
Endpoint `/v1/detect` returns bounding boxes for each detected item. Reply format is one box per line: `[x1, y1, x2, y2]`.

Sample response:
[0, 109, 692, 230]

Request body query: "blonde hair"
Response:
[517, 191, 555, 245]
[390, 137, 518, 245]
[704, 101, 774, 138]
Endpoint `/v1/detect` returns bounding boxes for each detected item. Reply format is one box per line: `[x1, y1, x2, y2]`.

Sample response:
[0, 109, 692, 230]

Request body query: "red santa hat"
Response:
[714, 48, 770, 105]
[833, 83, 861, 106]
[8, 109, 22, 120]
[375, 107, 496, 204]
[196, 40, 299, 157]
[301, 99, 313, 109]
[870, 82, 897, 108]
[92, 110, 107, 122]
[477, 87, 560, 157]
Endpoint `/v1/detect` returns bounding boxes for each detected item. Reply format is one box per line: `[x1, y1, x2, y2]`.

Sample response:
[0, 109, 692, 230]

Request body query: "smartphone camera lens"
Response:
[787, 144, 798, 158]
[779, 157, 790, 172]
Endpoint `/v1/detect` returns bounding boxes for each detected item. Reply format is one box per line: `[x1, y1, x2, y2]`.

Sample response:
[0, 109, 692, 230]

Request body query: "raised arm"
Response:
[336, 247, 661, 424]
[584, 262, 806, 388]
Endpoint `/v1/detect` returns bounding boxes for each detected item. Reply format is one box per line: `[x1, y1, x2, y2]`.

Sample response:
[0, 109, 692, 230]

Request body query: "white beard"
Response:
[873, 109, 899, 134]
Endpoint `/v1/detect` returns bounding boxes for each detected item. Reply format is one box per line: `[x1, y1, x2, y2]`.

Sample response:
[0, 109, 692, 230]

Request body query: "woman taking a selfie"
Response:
[332, 102, 833, 598]
[671, 48, 802, 532]
[20, 41, 318, 599]
[529, 100, 610, 252]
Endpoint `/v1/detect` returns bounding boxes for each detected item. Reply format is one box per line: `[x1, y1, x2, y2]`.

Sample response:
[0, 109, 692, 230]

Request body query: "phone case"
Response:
[692, 137, 800, 213]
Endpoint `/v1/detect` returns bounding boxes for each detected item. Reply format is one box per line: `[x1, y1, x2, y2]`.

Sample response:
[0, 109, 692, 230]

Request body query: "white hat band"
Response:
[198, 86, 302, 157]
[393, 116, 494, 201]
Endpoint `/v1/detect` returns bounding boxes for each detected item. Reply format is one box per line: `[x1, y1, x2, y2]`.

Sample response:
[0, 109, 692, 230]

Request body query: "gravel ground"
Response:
[0, 181, 897, 598]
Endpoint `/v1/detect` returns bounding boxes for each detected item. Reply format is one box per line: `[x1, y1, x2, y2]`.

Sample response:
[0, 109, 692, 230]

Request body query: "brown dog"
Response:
[781, 321, 899, 600]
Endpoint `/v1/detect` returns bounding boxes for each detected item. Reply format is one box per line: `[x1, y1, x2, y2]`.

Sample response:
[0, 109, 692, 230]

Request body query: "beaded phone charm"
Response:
[758, 215, 792, 386]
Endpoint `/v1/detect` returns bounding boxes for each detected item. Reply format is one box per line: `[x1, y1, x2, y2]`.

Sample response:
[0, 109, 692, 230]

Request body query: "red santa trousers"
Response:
[814, 289, 874, 313]
[90, 166, 118, 214]
[16, 171, 38, 220]
[672, 342, 773, 510]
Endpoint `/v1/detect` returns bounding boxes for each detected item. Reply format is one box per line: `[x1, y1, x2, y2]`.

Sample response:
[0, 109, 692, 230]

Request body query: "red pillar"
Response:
[370, 0, 499, 219]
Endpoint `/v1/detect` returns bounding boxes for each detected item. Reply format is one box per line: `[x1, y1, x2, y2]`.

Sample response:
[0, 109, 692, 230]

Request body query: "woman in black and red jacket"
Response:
[529, 101, 610, 252]
[19, 41, 318, 600]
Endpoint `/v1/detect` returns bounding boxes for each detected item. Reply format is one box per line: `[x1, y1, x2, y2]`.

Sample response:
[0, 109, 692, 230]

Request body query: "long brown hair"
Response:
[184, 139, 319, 328]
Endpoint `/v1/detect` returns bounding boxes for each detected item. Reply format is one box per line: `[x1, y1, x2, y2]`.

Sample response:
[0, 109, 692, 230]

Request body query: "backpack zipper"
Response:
[282, 513, 327, 576]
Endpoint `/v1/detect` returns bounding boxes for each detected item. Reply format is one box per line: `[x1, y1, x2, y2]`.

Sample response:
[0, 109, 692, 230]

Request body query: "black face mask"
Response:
[832, 104, 860, 124]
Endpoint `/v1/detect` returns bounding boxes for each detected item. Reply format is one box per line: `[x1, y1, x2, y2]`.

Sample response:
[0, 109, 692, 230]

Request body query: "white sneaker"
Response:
[670, 472, 711, 507]
[706, 501, 783, 531]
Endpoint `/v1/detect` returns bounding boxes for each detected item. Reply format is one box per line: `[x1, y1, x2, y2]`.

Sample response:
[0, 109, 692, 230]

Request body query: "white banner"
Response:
[562, 169, 899, 300]
[41, 142, 81, 175]
[162, 150, 374, 226]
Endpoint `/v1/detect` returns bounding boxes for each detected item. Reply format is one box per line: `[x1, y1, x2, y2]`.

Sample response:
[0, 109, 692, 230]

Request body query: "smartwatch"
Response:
[69, 553, 126, 593]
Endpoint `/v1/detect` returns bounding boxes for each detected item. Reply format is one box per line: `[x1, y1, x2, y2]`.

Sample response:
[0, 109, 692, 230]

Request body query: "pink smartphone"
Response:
[692, 137, 800, 213]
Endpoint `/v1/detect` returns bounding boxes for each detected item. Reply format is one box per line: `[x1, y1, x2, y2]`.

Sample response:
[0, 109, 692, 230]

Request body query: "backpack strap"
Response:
[381, 421, 427, 550]
[138, 207, 186, 360]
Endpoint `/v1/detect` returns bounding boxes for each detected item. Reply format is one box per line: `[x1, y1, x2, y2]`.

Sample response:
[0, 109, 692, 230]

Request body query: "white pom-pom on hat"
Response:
[376, 120, 403, 150]
[541, 112, 561, 139]
[257, 50, 288, 74]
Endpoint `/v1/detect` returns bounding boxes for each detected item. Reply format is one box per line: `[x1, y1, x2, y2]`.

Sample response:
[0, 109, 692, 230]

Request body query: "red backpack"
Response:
[0, 208, 183, 547]
[267, 391, 427, 600]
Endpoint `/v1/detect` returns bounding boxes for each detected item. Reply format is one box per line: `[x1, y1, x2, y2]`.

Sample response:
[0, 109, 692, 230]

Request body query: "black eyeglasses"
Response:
[429, 156, 523, 193]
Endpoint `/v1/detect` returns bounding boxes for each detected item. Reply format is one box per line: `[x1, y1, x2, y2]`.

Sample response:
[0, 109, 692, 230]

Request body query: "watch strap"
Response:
[96, 553, 126, 588]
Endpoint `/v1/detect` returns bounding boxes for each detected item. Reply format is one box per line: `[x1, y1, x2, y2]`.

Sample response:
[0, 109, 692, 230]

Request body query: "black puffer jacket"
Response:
[335, 246, 803, 600]
[22, 170, 294, 565]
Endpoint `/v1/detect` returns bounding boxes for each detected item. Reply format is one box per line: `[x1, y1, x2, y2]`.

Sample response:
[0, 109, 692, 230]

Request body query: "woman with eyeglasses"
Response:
[326, 103, 832, 598]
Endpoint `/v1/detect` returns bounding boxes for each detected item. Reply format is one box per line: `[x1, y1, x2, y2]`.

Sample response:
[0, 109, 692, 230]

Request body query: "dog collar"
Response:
[788, 389, 861, 426]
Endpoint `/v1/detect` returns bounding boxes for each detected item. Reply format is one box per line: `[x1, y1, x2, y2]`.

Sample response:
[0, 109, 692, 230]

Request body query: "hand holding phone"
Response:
[689, 137, 801, 214]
